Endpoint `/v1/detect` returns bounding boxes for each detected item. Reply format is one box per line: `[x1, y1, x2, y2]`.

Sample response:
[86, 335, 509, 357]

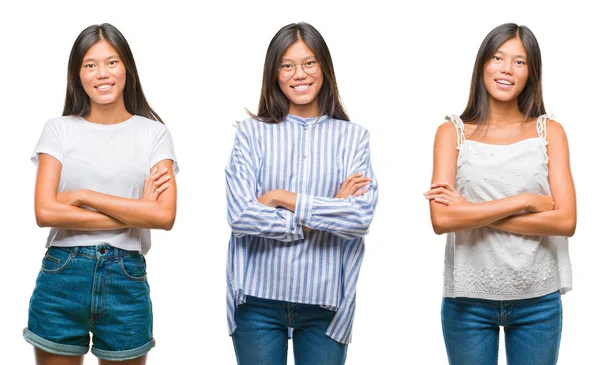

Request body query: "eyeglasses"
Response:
[279, 57, 320, 79]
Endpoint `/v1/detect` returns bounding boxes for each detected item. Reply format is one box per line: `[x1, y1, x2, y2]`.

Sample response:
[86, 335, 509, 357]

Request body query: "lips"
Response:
[495, 78, 514, 86]
[94, 83, 115, 91]
[291, 83, 312, 92]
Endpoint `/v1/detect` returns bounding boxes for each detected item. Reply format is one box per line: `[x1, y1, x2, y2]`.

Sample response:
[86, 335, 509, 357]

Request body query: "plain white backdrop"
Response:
[1, 0, 597, 363]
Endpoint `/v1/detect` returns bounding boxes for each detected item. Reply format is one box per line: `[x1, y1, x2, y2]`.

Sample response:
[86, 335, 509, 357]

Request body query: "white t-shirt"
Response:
[32, 115, 179, 254]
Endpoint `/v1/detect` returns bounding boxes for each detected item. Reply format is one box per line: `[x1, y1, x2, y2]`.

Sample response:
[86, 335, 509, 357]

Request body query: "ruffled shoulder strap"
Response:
[536, 114, 553, 163]
[445, 115, 466, 166]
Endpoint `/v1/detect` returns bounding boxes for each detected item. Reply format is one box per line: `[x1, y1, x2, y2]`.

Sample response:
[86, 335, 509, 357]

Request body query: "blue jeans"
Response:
[442, 291, 562, 365]
[23, 245, 154, 361]
[232, 296, 348, 365]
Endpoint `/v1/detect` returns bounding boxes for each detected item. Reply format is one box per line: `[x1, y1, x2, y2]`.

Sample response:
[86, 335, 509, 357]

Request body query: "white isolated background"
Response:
[0, 0, 597, 364]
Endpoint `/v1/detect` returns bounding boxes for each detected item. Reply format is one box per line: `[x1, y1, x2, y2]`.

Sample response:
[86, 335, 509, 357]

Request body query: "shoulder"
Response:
[330, 118, 370, 138]
[130, 115, 168, 130]
[545, 118, 569, 146]
[435, 120, 460, 142]
[546, 118, 567, 136]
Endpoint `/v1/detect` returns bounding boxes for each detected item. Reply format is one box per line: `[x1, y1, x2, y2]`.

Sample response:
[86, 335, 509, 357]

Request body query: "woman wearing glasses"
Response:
[425, 23, 575, 364]
[225, 22, 378, 365]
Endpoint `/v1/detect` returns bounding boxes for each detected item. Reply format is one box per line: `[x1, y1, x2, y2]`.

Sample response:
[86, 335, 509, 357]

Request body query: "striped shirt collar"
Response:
[285, 114, 330, 126]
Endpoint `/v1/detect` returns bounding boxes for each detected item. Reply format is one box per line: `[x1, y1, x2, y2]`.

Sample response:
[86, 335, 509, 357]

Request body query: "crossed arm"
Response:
[226, 127, 378, 241]
[425, 121, 576, 237]
[35, 153, 176, 231]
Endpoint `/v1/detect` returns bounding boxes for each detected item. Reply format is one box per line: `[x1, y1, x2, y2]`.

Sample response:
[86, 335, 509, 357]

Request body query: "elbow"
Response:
[158, 212, 176, 231]
[35, 207, 54, 228]
[562, 219, 576, 237]
[431, 215, 451, 235]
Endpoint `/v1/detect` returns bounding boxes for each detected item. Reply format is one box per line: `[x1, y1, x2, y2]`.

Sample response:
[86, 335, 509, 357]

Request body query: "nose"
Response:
[500, 60, 513, 74]
[292, 64, 307, 79]
[96, 64, 109, 79]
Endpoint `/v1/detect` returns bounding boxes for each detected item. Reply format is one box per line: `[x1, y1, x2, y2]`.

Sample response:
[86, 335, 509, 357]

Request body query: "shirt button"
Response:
[304, 127, 308, 131]
[303, 155, 307, 159]
[483, 176, 487, 180]
[533, 172, 538, 175]
[489, 152, 495, 156]
[517, 172, 521, 176]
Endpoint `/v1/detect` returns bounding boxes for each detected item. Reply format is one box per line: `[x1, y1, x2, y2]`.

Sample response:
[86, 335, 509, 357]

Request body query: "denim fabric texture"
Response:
[232, 296, 348, 365]
[23, 244, 155, 361]
[442, 290, 562, 365]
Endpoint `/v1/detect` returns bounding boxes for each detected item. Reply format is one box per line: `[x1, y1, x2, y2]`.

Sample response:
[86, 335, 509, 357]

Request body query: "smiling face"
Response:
[79, 40, 127, 110]
[483, 37, 529, 103]
[277, 40, 323, 117]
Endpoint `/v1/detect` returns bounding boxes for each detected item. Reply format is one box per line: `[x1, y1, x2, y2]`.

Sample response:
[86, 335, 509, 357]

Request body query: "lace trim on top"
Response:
[445, 115, 466, 166]
[446, 114, 553, 165]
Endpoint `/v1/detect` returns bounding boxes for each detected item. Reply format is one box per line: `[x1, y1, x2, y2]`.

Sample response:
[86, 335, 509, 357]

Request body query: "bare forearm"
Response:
[490, 209, 576, 236]
[79, 189, 175, 230]
[261, 189, 298, 212]
[36, 203, 127, 230]
[431, 194, 528, 234]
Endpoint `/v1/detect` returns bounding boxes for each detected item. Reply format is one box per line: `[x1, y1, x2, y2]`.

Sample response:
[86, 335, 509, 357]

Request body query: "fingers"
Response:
[156, 183, 170, 195]
[353, 189, 367, 197]
[430, 182, 456, 192]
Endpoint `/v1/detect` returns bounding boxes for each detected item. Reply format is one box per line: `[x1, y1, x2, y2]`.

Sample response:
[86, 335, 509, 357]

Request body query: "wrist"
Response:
[77, 189, 89, 206]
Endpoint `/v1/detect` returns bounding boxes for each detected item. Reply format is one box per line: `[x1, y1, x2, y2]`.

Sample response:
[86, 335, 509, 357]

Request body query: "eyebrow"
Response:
[82, 55, 120, 63]
[280, 56, 317, 63]
[496, 50, 527, 59]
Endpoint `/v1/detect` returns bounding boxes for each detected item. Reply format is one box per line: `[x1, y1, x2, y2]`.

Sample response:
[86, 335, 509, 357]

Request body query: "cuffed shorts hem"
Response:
[92, 338, 155, 361]
[23, 328, 89, 357]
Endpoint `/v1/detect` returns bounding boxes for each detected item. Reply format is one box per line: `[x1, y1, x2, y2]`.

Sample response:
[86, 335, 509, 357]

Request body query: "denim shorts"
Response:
[23, 244, 155, 361]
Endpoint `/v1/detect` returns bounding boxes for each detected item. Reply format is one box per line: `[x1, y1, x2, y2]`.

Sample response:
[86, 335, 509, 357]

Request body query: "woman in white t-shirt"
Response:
[23, 23, 178, 365]
[425, 23, 576, 364]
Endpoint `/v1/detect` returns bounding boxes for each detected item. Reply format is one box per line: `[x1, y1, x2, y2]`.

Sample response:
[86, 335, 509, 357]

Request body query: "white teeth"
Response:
[497, 79, 512, 85]
[97, 85, 111, 90]
[293, 84, 309, 91]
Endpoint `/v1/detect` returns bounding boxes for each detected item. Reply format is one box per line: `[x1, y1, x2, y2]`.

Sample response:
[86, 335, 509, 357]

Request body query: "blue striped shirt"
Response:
[225, 114, 378, 344]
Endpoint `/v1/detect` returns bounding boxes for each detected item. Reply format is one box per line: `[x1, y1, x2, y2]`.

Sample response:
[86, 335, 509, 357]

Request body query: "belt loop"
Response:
[71, 247, 79, 259]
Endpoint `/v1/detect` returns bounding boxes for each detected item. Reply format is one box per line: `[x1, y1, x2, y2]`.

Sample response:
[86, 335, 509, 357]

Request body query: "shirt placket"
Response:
[298, 123, 311, 225]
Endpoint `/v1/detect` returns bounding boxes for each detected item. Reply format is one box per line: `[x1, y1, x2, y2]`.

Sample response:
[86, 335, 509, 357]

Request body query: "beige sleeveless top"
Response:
[443, 114, 572, 300]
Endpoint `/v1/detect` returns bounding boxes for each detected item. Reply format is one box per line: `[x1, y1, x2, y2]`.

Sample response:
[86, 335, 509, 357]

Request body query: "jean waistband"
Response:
[54, 244, 137, 259]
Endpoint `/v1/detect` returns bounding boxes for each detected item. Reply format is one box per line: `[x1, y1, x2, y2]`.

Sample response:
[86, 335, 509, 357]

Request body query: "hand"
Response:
[302, 225, 313, 233]
[424, 182, 469, 206]
[257, 190, 276, 207]
[523, 193, 554, 213]
[142, 167, 171, 201]
[57, 190, 82, 206]
[335, 173, 371, 199]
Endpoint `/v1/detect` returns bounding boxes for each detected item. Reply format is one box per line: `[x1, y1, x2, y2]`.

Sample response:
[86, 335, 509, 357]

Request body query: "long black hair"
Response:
[63, 23, 162, 123]
[251, 22, 349, 124]
[461, 23, 545, 127]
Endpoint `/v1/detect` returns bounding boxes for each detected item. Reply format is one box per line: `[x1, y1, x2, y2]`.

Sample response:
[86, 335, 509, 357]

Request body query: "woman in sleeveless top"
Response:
[225, 22, 378, 365]
[23, 24, 177, 364]
[425, 23, 576, 365]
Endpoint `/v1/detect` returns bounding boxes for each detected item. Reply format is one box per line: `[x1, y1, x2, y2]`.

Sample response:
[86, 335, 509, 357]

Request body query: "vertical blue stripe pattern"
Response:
[225, 114, 378, 344]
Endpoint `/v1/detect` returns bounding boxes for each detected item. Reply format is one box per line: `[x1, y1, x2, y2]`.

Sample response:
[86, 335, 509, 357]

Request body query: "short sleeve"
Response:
[31, 118, 64, 166]
[149, 125, 179, 175]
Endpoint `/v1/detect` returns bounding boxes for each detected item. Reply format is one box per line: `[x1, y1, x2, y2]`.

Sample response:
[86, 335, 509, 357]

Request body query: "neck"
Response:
[289, 101, 319, 118]
[86, 99, 132, 125]
[486, 96, 526, 126]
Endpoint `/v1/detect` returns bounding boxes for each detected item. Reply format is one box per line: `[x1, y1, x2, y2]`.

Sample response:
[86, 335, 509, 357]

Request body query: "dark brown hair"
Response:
[250, 22, 349, 123]
[461, 23, 545, 126]
[63, 23, 162, 123]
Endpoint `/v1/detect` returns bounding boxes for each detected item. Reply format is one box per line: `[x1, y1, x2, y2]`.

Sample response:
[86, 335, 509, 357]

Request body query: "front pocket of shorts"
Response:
[119, 254, 147, 281]
[41, 247, 72, 273]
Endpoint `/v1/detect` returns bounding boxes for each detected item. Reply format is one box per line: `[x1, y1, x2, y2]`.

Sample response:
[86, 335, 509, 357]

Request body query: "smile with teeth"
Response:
[495, 79, 514, 86]
[95, 84, 114, 90]
[291, 83, 312, 91]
